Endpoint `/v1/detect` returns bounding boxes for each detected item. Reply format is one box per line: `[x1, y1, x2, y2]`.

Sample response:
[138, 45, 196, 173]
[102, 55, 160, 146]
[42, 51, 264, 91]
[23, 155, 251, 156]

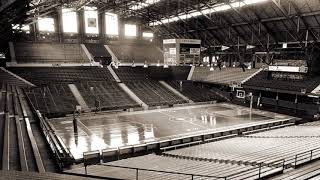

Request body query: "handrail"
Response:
[23, 88, 70, 171]
[101, 164, 227, 180]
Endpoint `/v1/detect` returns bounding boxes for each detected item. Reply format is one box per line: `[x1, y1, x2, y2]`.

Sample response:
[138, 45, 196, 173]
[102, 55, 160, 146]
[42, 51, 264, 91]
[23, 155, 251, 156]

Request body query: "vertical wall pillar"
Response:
[56, 7, 63, 43]
[99, 11, 105, 43]
[78, 9, 85, 43]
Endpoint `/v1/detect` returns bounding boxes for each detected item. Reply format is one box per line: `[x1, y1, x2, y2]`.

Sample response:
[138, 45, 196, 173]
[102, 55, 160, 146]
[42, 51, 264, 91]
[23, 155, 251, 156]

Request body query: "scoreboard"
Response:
[163, 39, 201, 65]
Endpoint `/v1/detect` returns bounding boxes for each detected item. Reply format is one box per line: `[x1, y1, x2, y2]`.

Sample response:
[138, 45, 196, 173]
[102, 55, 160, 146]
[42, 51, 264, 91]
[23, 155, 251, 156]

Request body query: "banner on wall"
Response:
[88, 18, 97, 27]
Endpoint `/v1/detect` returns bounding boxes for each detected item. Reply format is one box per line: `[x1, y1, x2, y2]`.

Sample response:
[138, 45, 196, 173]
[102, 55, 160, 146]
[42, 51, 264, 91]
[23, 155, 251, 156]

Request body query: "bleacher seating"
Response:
[125, 80, 187, 106]
[14, 42, 89, 64]
[0, 68, 32, 87]
[0, 170, 98, 180]
[108, 41, 163, 63]
[75, 81, 139, 110]
[273, 160, 320, 180]
[113, 66, 191, 81]
[85, 43, 111, 58]
[244, 70, 320, 93]
[10, 67, 115, 86]
[97, 154, 280, 179]
[166, 81, 226, 102]
[191, 67, 259, 85]
[164, 122, 320, 168]
[25, 84, 79, 116]
[113, 66, 149, 81]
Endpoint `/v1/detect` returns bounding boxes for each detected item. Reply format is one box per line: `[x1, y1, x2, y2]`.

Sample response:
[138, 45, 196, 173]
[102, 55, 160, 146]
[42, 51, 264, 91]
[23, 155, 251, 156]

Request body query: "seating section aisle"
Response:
[191, 67, 259, 85]
[14, 42, 88, 64]
[10, 67, 115, 86]
[244, 71, 320, 93]
[164, 122, 320, 168]
[25, 84, 79, 117]
[108, 42, 162, 63]
[75, 81, 139, 110]
[125, 81, 187, 106]
[166, 81, 225, 102]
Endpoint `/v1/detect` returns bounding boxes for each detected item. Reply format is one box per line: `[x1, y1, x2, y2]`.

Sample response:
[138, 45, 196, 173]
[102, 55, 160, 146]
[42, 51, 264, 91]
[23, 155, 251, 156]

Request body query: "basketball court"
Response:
[48, 103, 298, 159]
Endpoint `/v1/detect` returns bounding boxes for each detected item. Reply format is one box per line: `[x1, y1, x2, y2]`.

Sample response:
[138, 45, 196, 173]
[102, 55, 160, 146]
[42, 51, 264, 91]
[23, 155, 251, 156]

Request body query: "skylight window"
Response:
[149, 0, 269, 26]
[125, 24, 137, 37]
[105, 12, 119, 36]
[62, 8, 78, 33]
[38, 17, 55, 32]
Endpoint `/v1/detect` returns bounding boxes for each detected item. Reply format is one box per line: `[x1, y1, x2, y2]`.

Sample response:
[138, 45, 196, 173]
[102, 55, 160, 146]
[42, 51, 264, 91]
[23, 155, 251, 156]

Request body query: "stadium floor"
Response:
[48, 103, 297, 159]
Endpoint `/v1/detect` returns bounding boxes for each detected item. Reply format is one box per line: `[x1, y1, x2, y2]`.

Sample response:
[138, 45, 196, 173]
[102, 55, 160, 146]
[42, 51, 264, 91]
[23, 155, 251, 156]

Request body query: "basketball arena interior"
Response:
[1, 0, 320, 179]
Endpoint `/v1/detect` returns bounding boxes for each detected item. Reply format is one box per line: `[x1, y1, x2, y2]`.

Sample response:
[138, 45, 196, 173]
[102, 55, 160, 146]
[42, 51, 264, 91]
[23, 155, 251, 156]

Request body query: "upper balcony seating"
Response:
[85, 44, 111, 59]
[14, 42, 88, 64]
[113, 66, 191, 82]
[191, 67, 259, 85]
[10, 67, 115, 86]
[244, 71, 320, 93]
[108, 41, 163, 63]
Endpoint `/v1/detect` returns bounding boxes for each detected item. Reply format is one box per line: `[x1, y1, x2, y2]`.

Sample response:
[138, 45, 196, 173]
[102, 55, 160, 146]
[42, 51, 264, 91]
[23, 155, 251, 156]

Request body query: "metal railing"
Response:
[101, 164, 227, 180]
[283, 147, 320, 168]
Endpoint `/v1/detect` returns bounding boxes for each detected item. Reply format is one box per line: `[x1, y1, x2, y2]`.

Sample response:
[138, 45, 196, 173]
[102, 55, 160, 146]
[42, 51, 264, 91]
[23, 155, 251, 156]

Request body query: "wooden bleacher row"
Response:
[25, 82, 141, 117]
[84, 43, 111, 58]
[191, 67, 259, 85]
[0, 68, 32, 88]
[125, 81, 187, 106]
[25, 84, 78, 118]
[75, 81, 139, 110]
[166, 81, 226, 102]
[10, 67, 115, 86]
[273, 159, 320, 180]
[161, 122, 320, 171]
[97, 154, 281, 180]
[113, 66, 191, 81]
[0, 84, 45, 172]
[244, 70, 320, 93]
[0, 170, 98, 180]
[108, 43, 163, 63]
[14, 42, 88, 64]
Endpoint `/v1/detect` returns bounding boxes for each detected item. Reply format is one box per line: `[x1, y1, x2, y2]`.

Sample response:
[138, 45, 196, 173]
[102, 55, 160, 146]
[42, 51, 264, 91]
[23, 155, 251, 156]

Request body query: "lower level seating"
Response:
[0, 68, 32, 87]
[191, 67, 259, 85]
[75, 81, 139, 110]
[272, 159, 320, 180]
[244, 71, 320, 93]
[125, 81, 187, 106]
[164, 122, 320, 167]
[100, 154, 279, 180]
[25, 84, 78, 116]
[167, 81, 225, 102]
